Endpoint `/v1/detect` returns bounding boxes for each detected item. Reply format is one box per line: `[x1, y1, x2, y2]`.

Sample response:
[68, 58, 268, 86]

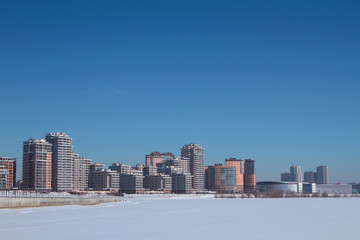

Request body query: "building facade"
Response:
[316, 166, 329, 184]
[280, 172, 291, 182]
[181, 144, 204, 192]
[257, 181, 303, 193]
[88, 162, 105, 189]
[145, 152, 175, 167]
[120, 174, 144, 193]
[143, 166, 157, 176]
[109, 163, 131, 175]
[72, 153, 92, 191]
[22, 139, 52, 190]
[172, 173, 193, 194]
[45, 132, 73, 191]
[93, 170, 120, 191]
[144, 175, 172, 192]
[290, 165, 302, 182]
[157, 158, 186, 175]
[0, 157, 16, 189]
[206, 158, 244, 193]
[244, 159, 256, 193]
[304, 171, 315, 183]
[316, 184, 351, 194]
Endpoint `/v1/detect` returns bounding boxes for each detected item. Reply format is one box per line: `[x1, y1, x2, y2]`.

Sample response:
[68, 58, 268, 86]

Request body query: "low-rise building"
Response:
[316, 184, 352, 194]
[303, 183, 317, 193]
[257, 181, 303, 193]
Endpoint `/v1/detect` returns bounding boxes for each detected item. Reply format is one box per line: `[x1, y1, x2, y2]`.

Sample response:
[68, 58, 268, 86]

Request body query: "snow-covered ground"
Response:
[0, 195, 359, 240]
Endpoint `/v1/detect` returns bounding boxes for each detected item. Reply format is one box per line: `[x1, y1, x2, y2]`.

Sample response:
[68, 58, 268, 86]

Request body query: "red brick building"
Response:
[0, 157, 16, 189]
[22, 139, 52, 190]
[145, 152, 175, 167]
[206, 158, 244, 193]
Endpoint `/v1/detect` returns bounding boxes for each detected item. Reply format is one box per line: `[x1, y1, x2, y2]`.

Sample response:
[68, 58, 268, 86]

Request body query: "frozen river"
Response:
[0, 195, 359, 240]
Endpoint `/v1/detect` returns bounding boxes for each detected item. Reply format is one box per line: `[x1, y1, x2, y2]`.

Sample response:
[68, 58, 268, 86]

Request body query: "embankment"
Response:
[0, 196, 123, 209]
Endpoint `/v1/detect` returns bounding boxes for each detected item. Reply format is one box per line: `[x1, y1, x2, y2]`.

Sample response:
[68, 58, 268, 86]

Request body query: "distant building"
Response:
[0, 170, 8, 189]
[134, 163, 145, 172]
[316, 166, 329, 184]
[206, 158, 244, 193]
[172, 173, 193, 194]
[129, 169, 143, 175]
[257, 181, 303, 193]
[303, 183, 316, 193]
[145, 152, 175, 167]
[144, 175, 172, 192]
[120, 174, 144, 194]
[304, 171, 315, 183]
[157, 158, 186, 175]
[22, 139, 52, 190]
[316, 184, 351, 194]
[290, 165, 302, 182]
[280, 172, 291, 182]
[181, 144, 204, 191]
[244, 159, 256, 193]
[0, 157, 16, 189]
[143, 166, 157, 176]
[88, 162, 105, 189]
[72, 153, 92, 191]
[45, 132, 73, 191]
[93, 170, 120, 191]
[109, 163, 131, 174]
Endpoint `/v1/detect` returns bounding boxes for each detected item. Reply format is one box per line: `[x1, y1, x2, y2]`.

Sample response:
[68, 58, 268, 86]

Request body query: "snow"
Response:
[0, 195, 359, 240]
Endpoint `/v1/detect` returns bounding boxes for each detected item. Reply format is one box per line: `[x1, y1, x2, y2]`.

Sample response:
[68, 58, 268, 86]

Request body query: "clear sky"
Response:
[1, 0, 359, 183]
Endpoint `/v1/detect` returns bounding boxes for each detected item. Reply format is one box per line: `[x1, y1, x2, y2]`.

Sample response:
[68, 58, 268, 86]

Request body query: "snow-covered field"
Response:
[0, 195, 359, 240]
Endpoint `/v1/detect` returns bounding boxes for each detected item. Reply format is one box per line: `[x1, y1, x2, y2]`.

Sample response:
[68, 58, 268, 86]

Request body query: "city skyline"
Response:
[1, 1, 359, 183]
[0, 131, 352, 184]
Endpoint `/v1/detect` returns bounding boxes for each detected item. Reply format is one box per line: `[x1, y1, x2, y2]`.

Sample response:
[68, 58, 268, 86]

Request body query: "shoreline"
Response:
[0, 196, 124, 209]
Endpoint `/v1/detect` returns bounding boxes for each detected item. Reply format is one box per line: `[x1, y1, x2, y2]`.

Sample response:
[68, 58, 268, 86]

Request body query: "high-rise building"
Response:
[88, 162, 105, 189]
[145, 152, 175, 167]
[206, 158, 243, 193]
[181, 144, 204, 191]
[316, 166, 329, 184]
[225, 158, 243, 186]
[0, 157, 17, 189]
[22, 139, 52, 190]
[280, 172, 291, 182]
[290, 165, 302, 182]
[244, 159, 256, 193]
[304, 171, 315, 183]
[45, 132, 73, 191]
[72, 153, 92, 191]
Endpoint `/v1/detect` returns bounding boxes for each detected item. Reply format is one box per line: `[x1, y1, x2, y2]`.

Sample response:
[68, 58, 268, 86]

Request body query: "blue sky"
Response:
[1, 0, 359, 182]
